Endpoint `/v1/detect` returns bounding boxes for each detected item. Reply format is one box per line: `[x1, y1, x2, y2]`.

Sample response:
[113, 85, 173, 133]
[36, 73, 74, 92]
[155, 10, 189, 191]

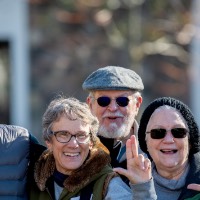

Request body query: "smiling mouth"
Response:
[160, 150, 178, 154]
[108, 117, 118, 120]
[64, 153, 79, 157]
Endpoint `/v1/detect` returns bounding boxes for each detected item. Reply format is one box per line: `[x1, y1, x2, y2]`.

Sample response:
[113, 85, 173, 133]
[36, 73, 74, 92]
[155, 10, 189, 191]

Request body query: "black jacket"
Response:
[178, 152, 200, 200]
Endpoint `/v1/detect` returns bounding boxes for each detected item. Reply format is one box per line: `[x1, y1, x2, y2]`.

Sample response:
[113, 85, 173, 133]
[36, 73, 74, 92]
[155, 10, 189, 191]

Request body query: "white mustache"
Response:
[102, 112, 124, 118]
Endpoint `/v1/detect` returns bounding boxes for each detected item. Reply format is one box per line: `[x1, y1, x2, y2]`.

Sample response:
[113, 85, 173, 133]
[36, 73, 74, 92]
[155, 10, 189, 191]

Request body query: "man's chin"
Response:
[98, 125, 126, 139]
[98, 131, 124, 139]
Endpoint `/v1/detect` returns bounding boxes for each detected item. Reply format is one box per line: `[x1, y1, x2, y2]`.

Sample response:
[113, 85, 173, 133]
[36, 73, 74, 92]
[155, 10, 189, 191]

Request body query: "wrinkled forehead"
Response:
[148, 105, 188, 127]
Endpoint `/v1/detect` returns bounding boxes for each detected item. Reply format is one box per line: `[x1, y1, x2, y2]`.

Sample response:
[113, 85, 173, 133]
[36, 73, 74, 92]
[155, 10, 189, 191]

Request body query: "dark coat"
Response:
[178, 152, 200, 200]
[0, 124, 46, 200]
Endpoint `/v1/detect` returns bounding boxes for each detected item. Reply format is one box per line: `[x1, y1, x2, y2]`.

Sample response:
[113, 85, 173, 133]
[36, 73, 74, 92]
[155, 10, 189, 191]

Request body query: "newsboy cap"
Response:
[82, 66, 144, 91]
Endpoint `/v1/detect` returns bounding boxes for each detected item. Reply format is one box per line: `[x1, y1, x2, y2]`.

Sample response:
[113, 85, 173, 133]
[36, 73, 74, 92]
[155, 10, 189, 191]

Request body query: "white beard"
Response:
[98, 116, 134, 139]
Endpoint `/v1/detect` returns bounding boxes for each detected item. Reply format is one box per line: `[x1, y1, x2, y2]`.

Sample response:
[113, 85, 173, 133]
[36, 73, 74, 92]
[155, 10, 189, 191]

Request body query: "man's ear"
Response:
[86, 96, 91, 106]
[135, 96, 143, 115]
[87, 96, 95, 114]
[136, 96, 143, 108]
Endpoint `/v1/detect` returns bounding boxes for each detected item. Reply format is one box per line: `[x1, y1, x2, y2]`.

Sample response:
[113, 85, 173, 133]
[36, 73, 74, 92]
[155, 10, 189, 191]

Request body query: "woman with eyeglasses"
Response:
[29, 96, 156, 200]
[135, 97, 200, 200]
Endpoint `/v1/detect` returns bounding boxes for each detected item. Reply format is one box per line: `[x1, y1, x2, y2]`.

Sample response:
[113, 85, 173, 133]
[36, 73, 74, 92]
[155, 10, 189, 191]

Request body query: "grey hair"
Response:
[42, 97, 99, 144]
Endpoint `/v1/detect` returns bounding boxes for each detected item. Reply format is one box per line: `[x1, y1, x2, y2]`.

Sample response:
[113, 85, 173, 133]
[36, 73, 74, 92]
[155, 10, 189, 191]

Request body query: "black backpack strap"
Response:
[80, 181, 95, 200]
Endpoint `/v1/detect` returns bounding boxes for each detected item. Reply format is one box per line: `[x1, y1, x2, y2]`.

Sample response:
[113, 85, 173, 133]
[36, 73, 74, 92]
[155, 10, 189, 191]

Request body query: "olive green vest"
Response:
[30, 165, 114, 200]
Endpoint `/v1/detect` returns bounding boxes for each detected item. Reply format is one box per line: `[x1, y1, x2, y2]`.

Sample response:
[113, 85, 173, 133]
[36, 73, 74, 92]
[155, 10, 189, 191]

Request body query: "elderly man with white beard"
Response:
[82, 66, 144, 185]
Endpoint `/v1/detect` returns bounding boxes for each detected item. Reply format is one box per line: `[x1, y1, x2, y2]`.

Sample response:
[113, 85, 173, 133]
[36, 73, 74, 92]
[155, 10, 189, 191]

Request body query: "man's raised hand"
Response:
[114, 135, 152, 184]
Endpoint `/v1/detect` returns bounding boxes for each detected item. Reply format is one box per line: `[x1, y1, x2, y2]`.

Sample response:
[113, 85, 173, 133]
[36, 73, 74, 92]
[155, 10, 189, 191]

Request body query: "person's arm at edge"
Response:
[105, 176, 157, 200]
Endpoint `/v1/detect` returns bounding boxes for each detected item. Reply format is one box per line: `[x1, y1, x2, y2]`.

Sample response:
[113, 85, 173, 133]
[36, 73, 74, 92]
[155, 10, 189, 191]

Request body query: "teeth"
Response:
[64, 153, 79, 157]
[164, 150, 172, 152]
[161, 150, 177, 153]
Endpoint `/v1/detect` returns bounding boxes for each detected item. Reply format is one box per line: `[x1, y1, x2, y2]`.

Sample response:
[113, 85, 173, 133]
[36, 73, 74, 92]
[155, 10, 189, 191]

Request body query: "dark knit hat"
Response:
[82, 66, 144, 91]
[138, 97, 200, 158]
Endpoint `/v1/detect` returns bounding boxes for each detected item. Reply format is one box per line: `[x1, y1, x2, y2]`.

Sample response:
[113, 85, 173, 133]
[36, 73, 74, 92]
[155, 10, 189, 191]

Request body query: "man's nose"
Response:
[107, 99, 118, 111]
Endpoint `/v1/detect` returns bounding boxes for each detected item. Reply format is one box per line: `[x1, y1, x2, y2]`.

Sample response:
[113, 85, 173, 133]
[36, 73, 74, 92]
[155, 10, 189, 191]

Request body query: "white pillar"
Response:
[190, 0, 200, 127]
[0, 0, 30, 129]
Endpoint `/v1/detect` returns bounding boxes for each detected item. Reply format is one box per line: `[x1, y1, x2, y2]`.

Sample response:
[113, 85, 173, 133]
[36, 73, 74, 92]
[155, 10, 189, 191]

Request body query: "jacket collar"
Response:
[34, 140, 111, 192]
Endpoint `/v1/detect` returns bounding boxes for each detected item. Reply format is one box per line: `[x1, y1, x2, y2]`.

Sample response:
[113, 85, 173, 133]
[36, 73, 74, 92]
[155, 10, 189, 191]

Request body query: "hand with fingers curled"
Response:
[114, 135, 152, 184]
[187, 184, 200, 191]
[185, 184, 200, 200]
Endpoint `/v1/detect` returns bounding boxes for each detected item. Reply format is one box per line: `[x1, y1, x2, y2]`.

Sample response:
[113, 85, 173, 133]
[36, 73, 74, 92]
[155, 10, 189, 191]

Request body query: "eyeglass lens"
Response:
[148, 128, 188, 139]
[97, 96, 130, 107]
[53, 131, 90, 143]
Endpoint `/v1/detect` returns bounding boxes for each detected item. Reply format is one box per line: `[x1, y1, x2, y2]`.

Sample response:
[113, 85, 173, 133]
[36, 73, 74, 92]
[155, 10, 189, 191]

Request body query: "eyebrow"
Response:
[53, 130, 88, 134]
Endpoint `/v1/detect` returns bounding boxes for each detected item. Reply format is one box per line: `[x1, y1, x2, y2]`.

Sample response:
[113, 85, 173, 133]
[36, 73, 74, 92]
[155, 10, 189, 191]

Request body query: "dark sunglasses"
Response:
[96, 96, 130, 107]
[146, 128, 188, 139]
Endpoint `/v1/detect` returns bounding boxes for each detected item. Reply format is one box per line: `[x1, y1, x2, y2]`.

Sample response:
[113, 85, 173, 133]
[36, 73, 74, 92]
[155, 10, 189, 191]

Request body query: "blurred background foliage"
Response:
[27, 0, 193, 139]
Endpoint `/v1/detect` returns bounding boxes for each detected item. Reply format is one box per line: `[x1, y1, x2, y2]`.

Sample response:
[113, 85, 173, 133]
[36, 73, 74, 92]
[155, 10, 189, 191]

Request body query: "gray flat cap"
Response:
[82, 66, 144, 91]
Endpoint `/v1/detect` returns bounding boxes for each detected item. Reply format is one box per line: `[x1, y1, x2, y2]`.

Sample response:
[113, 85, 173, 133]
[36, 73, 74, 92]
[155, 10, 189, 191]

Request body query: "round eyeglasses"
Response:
[51, 131, 90, 144]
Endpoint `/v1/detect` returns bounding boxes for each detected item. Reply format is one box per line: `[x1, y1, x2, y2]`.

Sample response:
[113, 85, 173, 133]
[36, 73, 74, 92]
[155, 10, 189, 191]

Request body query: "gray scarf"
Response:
[152, 162, 190, 200]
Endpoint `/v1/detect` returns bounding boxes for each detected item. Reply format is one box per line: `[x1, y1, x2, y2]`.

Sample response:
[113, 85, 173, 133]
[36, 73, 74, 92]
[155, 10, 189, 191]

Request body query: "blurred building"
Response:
[0, 0, 199, 141]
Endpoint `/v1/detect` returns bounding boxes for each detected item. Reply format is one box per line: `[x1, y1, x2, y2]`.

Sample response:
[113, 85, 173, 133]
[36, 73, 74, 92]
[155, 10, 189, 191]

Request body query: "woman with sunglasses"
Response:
[136, 97, 200, 200]
[29, 96, 156, 200]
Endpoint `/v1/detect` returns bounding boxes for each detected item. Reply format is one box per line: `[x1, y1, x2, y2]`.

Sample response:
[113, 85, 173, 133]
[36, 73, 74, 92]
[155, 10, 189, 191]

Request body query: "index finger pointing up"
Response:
[126, 135, 138, 161]
[130, 135, 138, 158]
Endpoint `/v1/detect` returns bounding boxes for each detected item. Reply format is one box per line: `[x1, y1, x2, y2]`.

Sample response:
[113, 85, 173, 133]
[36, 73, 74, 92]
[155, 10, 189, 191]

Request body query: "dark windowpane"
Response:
[0, 41, 10, 124]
